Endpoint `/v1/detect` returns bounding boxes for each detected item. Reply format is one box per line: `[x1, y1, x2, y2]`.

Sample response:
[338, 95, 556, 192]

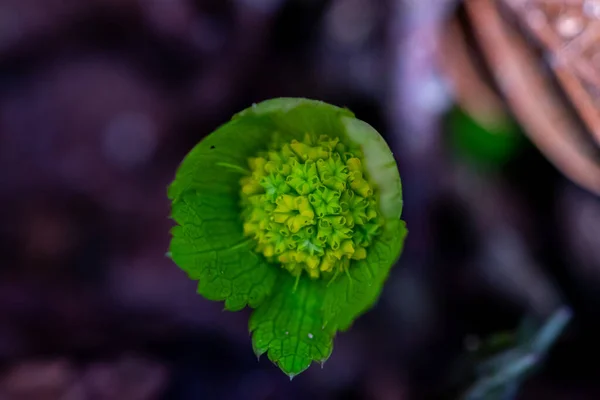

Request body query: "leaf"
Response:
[167, 114, 286, 311]
[322, 219, 408, 331]
[236, 98, 354, 143]
[170, 190, 279, 310]
[169, 115, 276, 202]
[342, 116, 403, 220]
[448, 107, 522, 169]
[249, 274, 335, 377]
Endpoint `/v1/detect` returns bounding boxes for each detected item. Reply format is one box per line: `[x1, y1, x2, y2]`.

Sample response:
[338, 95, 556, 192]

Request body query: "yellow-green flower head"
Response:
[241, 133, 381, 282]
[168, 98, 407, 377]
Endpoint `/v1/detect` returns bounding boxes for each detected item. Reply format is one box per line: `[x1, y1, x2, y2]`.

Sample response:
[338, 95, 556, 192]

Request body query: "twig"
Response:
[438, 19, 509, 127]
[501, 0, 600, 147]
[465, 0, 600, 195]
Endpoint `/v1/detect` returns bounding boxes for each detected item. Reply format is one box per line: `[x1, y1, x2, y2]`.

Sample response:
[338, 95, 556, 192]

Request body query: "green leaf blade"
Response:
[323, 219, 408, 331]
[168, 116, 277, 202]
[237, 98, 354, 143]
[341, 116, 403, 220]
[250, 275, 335, 377]
[170, 190, 279, 310]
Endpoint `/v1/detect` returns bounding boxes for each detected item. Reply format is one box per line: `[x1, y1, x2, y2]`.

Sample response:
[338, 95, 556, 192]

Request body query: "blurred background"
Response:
[1, 0, 600, 398]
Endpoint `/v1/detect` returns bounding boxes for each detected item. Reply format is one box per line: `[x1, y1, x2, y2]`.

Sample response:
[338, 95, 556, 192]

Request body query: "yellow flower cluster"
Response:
[240, 133, 382, 280]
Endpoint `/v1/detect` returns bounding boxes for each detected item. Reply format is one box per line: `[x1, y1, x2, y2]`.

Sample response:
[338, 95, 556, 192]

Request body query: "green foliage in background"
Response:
[448, 107, 523, 169]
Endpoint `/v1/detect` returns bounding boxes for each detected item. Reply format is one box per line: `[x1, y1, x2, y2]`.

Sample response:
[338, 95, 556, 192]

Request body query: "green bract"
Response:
[168, 98, 407, 377]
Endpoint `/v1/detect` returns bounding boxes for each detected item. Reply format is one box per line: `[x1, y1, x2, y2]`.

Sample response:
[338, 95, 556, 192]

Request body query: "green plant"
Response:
[168, 98, 407, 377]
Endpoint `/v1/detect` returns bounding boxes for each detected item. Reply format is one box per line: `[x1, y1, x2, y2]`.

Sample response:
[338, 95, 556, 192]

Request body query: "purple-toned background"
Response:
[1, 0, 600, 399]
